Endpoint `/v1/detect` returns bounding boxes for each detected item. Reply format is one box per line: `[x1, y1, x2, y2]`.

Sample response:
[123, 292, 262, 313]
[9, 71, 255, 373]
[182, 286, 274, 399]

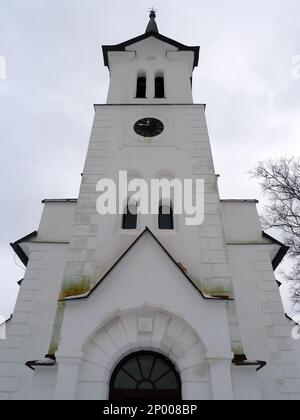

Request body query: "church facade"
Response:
[1, 12, 300, 400]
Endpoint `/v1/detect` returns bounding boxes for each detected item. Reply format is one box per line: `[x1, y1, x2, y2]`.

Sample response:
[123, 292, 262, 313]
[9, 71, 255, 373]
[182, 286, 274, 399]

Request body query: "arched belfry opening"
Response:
[155, 72, 165, 98]
[136, 72, 147, 98]
[109, 351, 182, 400]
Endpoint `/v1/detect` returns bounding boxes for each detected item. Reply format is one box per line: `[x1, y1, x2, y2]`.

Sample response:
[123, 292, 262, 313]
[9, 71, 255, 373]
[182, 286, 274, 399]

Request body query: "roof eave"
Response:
[262, 231, 289, 270]
[10, 231, 38, 267]
[102, 32, 200, 69]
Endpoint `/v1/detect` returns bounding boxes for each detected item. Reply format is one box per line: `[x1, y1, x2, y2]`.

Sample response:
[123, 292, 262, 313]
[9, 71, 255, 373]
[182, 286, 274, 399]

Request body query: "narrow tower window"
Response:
[155, 72, 165, 98]
[136, 73, 146, 98]
[158, 204, 174, 230]
[122, 202, 138, 230]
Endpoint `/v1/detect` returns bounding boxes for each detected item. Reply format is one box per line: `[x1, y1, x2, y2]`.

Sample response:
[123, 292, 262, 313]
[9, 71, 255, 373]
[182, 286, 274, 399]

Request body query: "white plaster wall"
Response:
[227, 245, 300, 400]
[221, 201, 262, 243]
[30, 367, 58, 400]
[231, 366, 262, 400]
[37, 202, 76, 242]
[0, 202, 74, 400]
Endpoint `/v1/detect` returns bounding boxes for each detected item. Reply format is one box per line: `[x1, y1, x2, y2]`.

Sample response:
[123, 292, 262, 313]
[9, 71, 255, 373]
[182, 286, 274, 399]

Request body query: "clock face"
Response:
[134, 118, 164, 138]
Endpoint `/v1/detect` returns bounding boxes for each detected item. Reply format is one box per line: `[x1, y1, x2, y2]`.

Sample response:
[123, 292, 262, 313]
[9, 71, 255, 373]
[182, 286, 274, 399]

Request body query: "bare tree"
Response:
[251, 157, 300, 306]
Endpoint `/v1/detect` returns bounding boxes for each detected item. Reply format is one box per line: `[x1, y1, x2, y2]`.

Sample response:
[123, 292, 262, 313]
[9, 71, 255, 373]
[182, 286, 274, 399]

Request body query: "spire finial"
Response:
[149, 7, 156, 19]
[145, 8, 159, 33]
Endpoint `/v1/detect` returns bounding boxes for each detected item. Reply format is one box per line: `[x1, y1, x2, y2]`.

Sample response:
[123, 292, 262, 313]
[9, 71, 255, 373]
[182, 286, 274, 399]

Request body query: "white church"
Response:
[1, 11, 300, 400]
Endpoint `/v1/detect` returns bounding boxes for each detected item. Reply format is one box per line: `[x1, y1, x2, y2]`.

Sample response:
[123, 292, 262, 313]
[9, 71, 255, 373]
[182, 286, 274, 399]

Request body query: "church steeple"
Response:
[103, 11, 200, 104]
[145, 9, 159, 33]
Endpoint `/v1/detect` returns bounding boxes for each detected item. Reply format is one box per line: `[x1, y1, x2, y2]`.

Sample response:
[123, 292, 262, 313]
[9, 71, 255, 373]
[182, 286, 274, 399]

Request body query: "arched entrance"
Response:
[109, 351, 182, 400]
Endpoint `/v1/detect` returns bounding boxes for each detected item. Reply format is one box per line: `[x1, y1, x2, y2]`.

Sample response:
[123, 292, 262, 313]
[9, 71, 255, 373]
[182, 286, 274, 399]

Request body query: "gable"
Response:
[102, 32, 199, 69]
[126, 36, 179, 57]
[61, 228, 228, 302]
[58, 229, 231, 356]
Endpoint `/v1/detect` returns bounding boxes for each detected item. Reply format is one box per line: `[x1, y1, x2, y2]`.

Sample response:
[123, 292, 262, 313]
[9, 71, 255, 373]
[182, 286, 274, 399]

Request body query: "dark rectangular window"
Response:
[155, 77, 165, 98]
[122, 206, 137, 229]
[136, 77, 146, 98]
[159, 206, 174, 230]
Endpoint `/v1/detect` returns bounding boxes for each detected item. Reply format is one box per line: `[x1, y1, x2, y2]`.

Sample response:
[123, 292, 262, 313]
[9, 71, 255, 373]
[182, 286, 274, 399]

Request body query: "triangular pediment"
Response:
[58, 230, 231, 363]
[61, 228, 228, 303]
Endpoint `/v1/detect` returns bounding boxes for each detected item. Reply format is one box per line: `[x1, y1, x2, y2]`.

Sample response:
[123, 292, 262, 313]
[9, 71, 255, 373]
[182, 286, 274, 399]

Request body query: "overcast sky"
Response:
[1, 0, 300, 320]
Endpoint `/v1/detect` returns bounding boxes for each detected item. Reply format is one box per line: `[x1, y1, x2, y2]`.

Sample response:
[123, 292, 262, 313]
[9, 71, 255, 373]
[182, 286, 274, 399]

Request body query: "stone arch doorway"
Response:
[76, 309, 212, 400]
[109, 351, 182, 400]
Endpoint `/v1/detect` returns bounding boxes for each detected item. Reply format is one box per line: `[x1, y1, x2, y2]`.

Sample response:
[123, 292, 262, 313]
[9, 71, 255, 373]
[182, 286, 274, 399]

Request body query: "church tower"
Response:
[2, 12, 300, 400]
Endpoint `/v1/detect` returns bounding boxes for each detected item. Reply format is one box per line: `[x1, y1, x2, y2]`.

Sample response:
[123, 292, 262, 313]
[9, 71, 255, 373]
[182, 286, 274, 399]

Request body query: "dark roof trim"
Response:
[102, 31, 200, 69]
[25, 355, 56, 371]
[17, 279, 24, 286]
[10, 243, 29, 266]
[60, 227, 231, 303]
[285, 313, 300, 325]
[262, 231, 289, 270]
[220, 199, 259, 204]
[13, 231, 38, 245]
[1, 314, 13, 326]
[94, 103, 206, 110]
[42, 199, 78, 204]
[232, 354, 267, 372]
[10, 231, 38, 267]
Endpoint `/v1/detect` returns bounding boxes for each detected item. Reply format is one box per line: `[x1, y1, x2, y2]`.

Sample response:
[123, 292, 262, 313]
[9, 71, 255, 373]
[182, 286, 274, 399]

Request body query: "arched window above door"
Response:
[109, 351, 181, 400]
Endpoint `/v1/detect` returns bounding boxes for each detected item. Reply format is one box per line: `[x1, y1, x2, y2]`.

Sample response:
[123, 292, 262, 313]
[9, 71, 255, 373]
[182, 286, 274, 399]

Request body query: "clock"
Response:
[134, 118, 164, 138]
